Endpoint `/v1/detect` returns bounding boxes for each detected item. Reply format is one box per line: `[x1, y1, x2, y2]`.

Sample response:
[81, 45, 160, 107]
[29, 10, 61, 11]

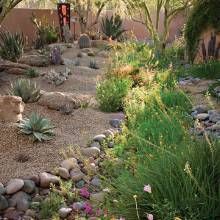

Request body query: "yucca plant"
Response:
[10, 78, 41, 103]
[101, 15, 126, 40]
[18, 112, 55, 142]
[0, 30, 25, 62]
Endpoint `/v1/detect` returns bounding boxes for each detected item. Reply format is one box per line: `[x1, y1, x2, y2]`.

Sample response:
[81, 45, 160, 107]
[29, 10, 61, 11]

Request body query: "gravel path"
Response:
[0, 45, 118, 183]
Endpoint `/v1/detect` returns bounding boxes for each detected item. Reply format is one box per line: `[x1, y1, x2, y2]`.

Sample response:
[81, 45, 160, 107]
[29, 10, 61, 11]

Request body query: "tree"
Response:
[123, 0, 195, 51]
[70, 0, 109, 34]
[0, 0, 23, 24]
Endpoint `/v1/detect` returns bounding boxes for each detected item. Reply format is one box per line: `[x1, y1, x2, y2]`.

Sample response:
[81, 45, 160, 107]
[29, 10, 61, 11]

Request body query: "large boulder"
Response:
[19, 55, 50, 67]
[38, 91, 92, 111]
[0, 96, 24, 123]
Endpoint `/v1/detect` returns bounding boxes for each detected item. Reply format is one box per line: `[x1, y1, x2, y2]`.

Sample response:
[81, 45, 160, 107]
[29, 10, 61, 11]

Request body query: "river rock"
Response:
[58, 167, 70, 180]
[22, 180, 36, 194]
[109, 119, 122, 128]
[90, 192, 105, 204]
[61, 158, 78, 171]
[70, 168, 85, 182]
[9, 191, 31, 211]
[93, 134, 106, 143]
[6, 179, 24, 195]
[0, 195, 8, 210]
[59, 207, 72, 218]
[81, 147, 100, 158]
[39, 172, 60, 188]
[195, 113, 209, 121]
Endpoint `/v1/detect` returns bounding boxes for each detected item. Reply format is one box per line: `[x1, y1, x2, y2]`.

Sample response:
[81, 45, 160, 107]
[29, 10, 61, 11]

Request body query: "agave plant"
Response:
[18, 112, 55, 142]
[10, 78, 41, 103]
[101, 15, 126, 40]
[0, 30, 25, 62]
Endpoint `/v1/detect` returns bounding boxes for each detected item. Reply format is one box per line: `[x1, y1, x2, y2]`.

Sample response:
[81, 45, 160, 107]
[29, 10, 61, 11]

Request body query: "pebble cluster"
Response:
[191, 105, 220, 138]
[0, 117, 123, 219]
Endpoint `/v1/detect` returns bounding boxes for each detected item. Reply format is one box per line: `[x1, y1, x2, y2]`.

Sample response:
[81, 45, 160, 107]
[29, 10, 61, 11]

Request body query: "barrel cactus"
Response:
[78, 34, 91, 49]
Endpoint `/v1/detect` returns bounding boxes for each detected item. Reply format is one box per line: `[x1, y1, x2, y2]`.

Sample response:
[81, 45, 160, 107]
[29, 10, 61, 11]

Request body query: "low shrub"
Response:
[39, 191, 64, 219]
[0, 30, 25, 62]
[10, 78, 41, 103]
[25, 68, 39, 78]
[18, 112, 55, 142]
[97, 77, 132, 112]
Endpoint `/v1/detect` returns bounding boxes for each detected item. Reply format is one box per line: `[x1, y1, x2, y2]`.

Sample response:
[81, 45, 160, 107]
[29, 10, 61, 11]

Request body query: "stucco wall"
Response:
[1, 8, 185, 45]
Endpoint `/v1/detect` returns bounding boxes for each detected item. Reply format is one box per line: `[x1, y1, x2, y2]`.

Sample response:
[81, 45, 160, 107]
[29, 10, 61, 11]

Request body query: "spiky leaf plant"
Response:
[89, 60, 99, 69]
[10, 78, 41, 103]
[101, 15, 126, 40]
[0, 30, 25, 62]
[18, 112, 55, 142]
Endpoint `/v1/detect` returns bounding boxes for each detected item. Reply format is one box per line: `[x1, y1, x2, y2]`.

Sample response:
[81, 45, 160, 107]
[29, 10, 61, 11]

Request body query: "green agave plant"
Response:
[18, 113, 55, 142]
[101, 15, 126, 40]
[0, 30, 25, 62]
[10, 78, 41, 103]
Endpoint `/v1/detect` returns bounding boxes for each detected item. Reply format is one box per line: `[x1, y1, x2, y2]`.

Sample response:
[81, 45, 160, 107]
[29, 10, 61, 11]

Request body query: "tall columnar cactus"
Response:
[78, 34, 91, 49]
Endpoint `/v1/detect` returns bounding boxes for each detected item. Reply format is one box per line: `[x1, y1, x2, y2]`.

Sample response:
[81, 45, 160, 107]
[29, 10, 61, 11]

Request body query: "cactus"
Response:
[78, 34, 91, 49]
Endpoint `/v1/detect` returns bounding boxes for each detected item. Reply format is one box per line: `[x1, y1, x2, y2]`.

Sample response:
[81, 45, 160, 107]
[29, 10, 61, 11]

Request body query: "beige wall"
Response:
[1, 8, 185, 45]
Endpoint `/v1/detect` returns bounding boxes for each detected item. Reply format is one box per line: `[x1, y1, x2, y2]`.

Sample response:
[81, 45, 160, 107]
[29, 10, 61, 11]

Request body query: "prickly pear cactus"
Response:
[78, 34, 91, 49]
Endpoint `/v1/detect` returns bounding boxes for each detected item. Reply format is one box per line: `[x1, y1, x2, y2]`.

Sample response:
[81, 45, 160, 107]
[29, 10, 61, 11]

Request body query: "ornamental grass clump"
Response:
[10, 78, 41, 103]
[96, 77, 132, 112]
[18, 112, 55, 142]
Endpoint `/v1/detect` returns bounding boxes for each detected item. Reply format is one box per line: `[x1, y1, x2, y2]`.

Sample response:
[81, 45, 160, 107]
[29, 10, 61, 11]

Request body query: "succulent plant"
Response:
[25, 68, 39, 78]
[10, 78, 41, 103]
[18, 112, 55, 142]
[101, 15, 126, 40]
[89, 60, 99, 69]
[0, 30, 25, 62]
[78, 34, 91, 49]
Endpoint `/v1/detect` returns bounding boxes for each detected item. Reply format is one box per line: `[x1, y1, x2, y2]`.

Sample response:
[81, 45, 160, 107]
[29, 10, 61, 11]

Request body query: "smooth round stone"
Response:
[22, 180, 36, 194]
[81, 147, 100, 158]
[70, 168, 85, 182]
[192, 105, 208, 114]
[75, 180, 85, 189]
[25, 175, 40, 186]
[209, 113, 220, 123]
[0, 185, 6, 195]
[58, 167, 70, 180]
[60, 158, 78, 171]
[72, 202, 84, 211]
[59, 207, 72, 218]
[90, 141, 101, 149]
[6, 179, 24, 195]
[25, 209, 36, 218]
[0, 195, 8, 210]
[195, 113, 209, 121]
[9, 191, 31, 211]
[109, 119, 122, 128]
[93, 134, 106, 143]
[103, 129, 115, 138]
[91, 177, 101, 188]
[39, 172, 60, 188]
[108, 141, 114, 148]
[4, 208, 21, 219]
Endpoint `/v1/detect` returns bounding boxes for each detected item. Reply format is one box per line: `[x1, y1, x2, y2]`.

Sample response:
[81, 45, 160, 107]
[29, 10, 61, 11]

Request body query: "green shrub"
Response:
[39, 191, 64, 219]
[25, 68, 39, 78]
[101, 15, 126, 40]
[10, 78, 41, 103]
[18, 112, 55, 142]
[31, 14, 59, 49]
[97, 77, 132, 112]
[184, 61, 220, 79]
[0, 30, 25, 62]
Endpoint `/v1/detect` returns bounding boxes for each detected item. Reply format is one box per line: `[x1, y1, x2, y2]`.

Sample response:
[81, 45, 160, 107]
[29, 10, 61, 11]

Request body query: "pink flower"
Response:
[80, 187, 90, 198]
[82, 202, 93, 215]
[144, 184, 152, 193]
[147, 213, 153, 220]
[119, 217, 125, 220]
